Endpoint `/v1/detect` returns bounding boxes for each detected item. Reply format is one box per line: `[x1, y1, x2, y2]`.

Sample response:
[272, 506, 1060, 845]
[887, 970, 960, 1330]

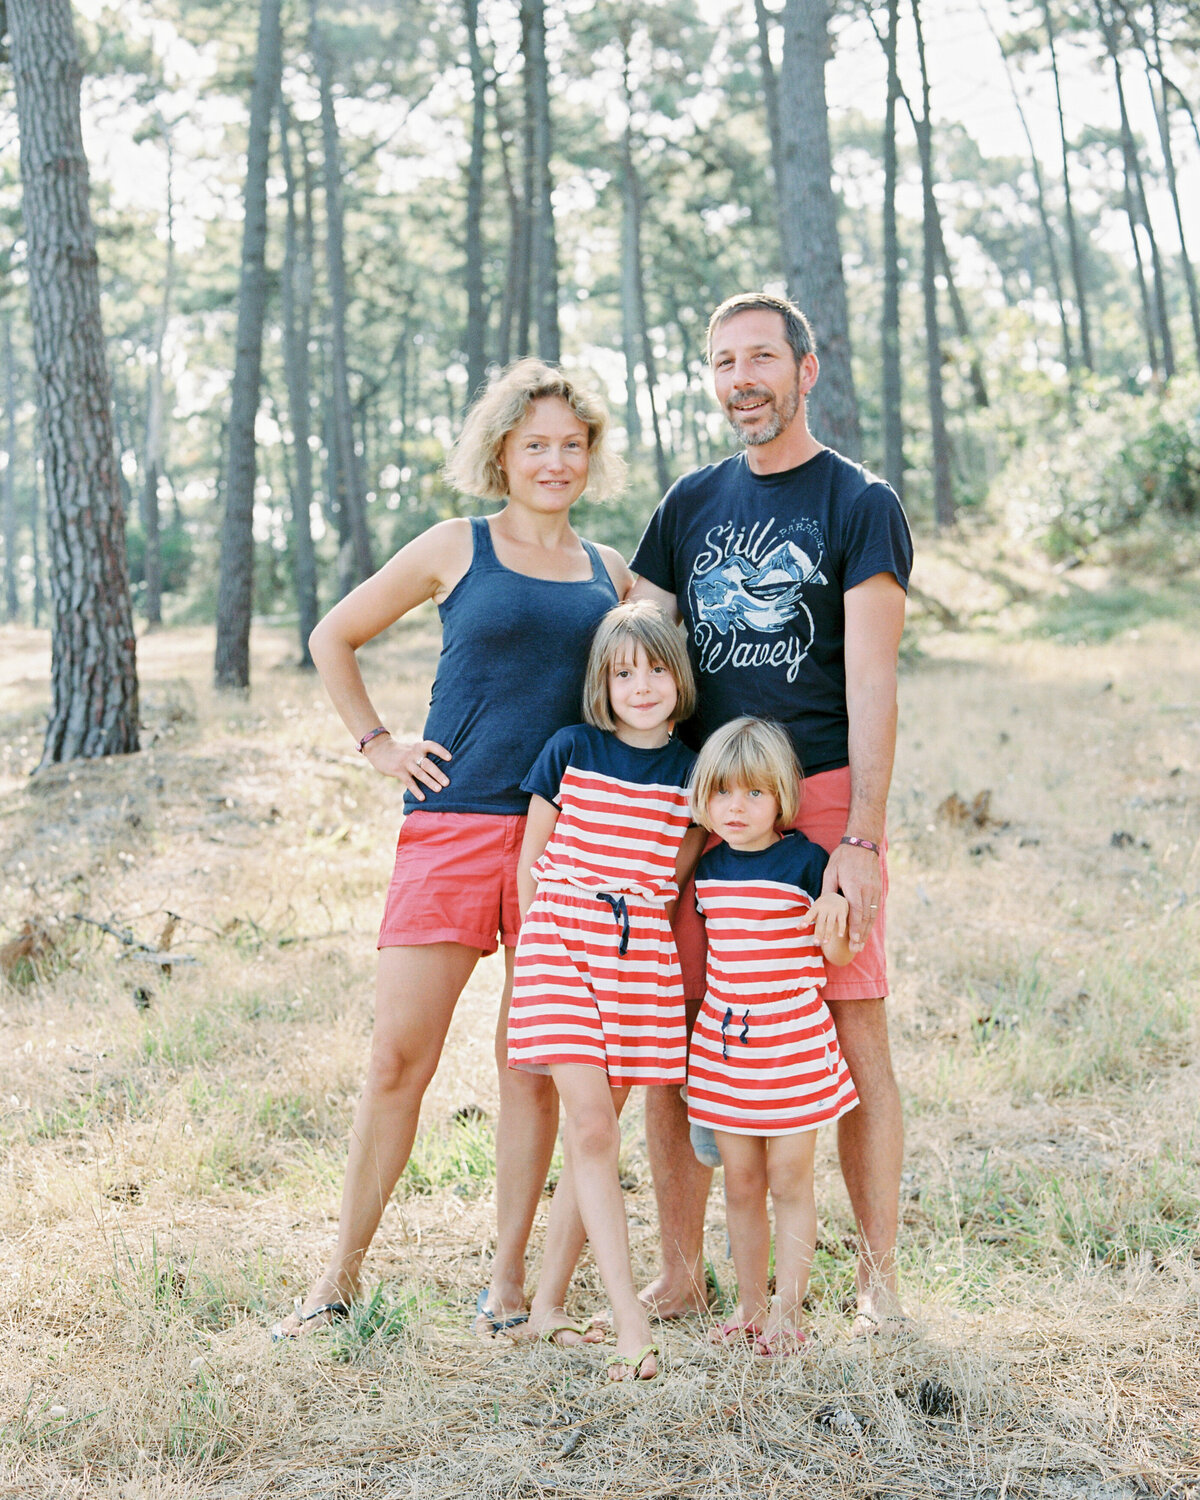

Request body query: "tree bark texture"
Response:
[985, 13, 1074, 371]
[1044, 0, 1093, 370]
[279, 97, 318, 668]
[521, 0, 560, 364]
[1145, 4, 1200, 363]
[777, 0, 861, 457]
[140, 112, 176, 629]
[311, 0, 374, 593]
[214, 0, 281, 689]
[9, 0, 140, 764]
[494, 81, 530, 364]
[2, 312, 19, 621]
[912, 0, 955, 528]
[753, 0, 783, 185]
[464, 0, 488, 403]
[1101, 3, 1173, 379]
[619, 88, 643, 448]
[880, 0, 904, 500]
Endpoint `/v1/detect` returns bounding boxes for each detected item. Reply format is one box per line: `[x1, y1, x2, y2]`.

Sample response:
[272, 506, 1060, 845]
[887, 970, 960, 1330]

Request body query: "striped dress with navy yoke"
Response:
[686, 833, 859, 1136]
[507, 724, 695, 1087]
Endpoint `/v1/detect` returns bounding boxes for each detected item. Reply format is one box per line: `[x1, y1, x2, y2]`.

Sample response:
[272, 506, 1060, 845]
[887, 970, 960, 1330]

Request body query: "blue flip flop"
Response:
[474, 1287, 529, 1335]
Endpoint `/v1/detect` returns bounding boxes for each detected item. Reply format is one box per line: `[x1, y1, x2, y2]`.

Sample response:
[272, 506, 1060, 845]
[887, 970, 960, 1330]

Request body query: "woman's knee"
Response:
[364, 1035, 439, 1099]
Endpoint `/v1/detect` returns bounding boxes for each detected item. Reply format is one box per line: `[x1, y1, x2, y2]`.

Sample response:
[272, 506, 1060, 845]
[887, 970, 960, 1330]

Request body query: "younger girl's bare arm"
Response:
[807, 891, 854, 967]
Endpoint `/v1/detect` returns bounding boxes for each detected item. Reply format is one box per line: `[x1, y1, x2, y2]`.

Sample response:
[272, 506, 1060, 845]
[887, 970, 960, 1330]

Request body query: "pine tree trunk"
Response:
[880, 0, 904, 500]
[464, 0, 488, 402]
[620, 120, 643, 448]
[9, 0, 140, 764]
[140, 114, 175, 630]
[521, 0, 560, 364]
[616, 35, 670, 495]
[31, 454, 44, 627]
[912, 0, 955, 529]
[985, 14, 1074, 371]
[753, 0, 782, 182]
[214, 0, 281, 689]
[777, 0, 861, 457]
[2, 312, 20, 621]
[1044, 0, 1093, 370]
[1145, 4, 1200, 363]
[311, 0, 373, 591]
[279, 98, 319, 669]
[1101, 4, 1174, 379]
[494, 82, 530, 365]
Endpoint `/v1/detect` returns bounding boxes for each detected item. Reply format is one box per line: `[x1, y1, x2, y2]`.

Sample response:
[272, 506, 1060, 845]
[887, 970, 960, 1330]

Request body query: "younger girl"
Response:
[506, 601, 705, 1381]
[686, 717, 859, 1357]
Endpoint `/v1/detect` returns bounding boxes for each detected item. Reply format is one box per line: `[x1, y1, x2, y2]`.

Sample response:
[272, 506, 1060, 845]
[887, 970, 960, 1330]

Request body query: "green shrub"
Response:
[999, 377, 1200, 560]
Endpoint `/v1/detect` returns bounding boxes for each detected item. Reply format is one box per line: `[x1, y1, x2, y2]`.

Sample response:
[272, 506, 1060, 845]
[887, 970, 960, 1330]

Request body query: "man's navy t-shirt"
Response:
[631, 447, 912, 776]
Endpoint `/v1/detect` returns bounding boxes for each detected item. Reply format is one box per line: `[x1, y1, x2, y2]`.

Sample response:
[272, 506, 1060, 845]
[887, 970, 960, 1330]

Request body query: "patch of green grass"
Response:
[0, 1385, 106, 1456]
[404, 1113, 498, 1197]
[945, 953, 1193, 1100]
[1033, 581, 1200, 644]
[912, 1137, 1199, 1282]
[26, 1074, 149, 1141]
[139, 1007, 234, 1069]
[327, 1283, 430, 1364]
[165, 1373, 230, 1462]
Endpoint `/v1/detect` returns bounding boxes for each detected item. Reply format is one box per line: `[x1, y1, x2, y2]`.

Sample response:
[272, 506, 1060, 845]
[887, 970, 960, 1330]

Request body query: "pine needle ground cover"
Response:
[1, 561, 1197, 1500]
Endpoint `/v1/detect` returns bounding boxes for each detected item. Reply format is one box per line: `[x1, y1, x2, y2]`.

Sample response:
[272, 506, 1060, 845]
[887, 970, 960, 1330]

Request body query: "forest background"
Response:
[0, 0, 1198, 1497]
[2, 0, 1200, 659]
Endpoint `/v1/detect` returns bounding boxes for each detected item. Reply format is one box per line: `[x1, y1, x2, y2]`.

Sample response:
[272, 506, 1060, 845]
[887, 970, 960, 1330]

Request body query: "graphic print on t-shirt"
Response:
[688, 514, 827, 683]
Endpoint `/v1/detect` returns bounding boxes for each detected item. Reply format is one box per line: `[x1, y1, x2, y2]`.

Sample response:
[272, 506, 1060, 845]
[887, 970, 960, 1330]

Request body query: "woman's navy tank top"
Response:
[403, 515, 619, 815]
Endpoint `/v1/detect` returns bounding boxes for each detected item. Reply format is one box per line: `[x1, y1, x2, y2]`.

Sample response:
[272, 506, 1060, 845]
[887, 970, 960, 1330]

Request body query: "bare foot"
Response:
[606, 1341, 658, 1382]
[271, 1272, 356, 1340]
[851, 1288, 914, 1342]
[504, 1305, 605, 1347]
[473, 1283, 529, 1339]
[637, 1273, 710, 1321]
[754, 1326, 810, 1358]
[707, 1319, 760, 1346]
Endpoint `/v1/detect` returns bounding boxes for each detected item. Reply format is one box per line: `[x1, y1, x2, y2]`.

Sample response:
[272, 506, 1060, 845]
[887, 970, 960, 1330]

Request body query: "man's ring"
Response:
[870, 903, 878, 909]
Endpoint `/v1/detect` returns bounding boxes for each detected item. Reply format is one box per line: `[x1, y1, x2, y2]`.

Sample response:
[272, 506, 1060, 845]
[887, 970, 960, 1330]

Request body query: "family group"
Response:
[272, 291, 914, 1384]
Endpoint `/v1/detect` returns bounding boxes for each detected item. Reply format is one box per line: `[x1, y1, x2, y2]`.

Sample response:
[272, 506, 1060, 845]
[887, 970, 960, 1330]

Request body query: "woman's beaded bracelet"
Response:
[840, 835, 881, 855]
[357, 726, 390, 754]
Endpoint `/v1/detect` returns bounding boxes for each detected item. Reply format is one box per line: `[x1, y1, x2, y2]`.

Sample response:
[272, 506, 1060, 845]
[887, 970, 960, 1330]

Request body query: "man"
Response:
[629, 291, 912, 1337]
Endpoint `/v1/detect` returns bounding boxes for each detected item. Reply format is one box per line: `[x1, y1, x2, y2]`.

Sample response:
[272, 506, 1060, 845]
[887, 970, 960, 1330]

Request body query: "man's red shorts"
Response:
[673, 765, 888, 1003]
[378, 811, 526, 954]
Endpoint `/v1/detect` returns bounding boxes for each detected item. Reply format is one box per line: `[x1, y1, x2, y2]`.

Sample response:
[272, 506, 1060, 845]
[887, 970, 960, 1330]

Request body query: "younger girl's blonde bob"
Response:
[689, 716, 802, 830]
[443, 358, 626, 502]
[582, 601, 697, 733]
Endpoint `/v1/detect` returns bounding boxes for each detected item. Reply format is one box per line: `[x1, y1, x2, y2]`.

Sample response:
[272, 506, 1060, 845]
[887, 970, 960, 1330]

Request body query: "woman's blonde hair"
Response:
[443, 358, 625, 502]
[689, 717, 802, 830]
[582, 601, 697, 733]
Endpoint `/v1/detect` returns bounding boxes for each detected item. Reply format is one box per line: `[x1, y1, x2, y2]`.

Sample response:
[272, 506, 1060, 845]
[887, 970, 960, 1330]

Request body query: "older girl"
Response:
[507, 601, 705, 1380]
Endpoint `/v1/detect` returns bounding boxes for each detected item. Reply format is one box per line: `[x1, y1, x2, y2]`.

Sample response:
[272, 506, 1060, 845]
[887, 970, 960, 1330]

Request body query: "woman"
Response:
[274, 360, 629, 1338]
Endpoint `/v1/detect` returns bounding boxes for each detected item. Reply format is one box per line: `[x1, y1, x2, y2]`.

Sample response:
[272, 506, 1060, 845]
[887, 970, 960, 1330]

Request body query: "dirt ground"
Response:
[1, 548, 1198, 1499]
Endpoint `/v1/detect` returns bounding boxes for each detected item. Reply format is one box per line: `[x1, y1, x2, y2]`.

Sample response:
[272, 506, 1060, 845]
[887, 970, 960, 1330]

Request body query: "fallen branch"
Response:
[70, 914, 197, 969]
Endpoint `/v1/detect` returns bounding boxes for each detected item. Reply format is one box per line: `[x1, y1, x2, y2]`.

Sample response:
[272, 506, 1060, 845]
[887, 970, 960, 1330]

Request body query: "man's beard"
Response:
[725, 372, 801, 446]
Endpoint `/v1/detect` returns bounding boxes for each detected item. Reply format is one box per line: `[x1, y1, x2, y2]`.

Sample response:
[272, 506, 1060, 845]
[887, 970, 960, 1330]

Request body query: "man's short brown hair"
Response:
[706, 292, 815, 366]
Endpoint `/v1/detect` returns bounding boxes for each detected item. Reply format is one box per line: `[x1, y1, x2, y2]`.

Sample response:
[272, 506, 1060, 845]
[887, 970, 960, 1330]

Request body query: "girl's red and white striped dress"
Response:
[686, 833, 858, 1135]
[507, 724, 695, 1087]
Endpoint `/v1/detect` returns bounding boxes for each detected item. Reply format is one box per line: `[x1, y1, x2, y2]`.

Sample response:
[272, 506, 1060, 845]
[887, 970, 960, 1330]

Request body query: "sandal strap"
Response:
[297, 1300, 350, 1325]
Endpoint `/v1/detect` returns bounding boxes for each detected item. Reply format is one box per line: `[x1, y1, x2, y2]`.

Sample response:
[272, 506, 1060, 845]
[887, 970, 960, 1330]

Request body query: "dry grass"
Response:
[2, 556, 1198, 1499]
